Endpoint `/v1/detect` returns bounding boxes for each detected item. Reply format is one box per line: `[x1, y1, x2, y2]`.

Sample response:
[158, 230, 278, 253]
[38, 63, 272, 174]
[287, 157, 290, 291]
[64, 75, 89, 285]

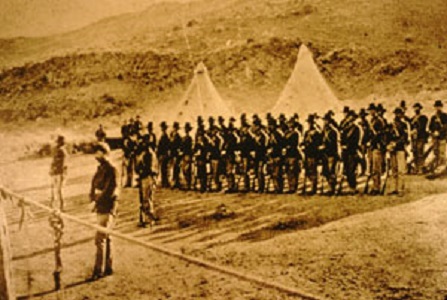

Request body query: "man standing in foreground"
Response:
[50, 135, 68, 210]
[89, 143, 119, 281]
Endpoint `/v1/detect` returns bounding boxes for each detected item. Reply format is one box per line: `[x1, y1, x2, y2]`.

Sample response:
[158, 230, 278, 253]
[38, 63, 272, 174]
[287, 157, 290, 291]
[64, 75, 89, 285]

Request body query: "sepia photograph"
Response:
[1, 0, 447, 299]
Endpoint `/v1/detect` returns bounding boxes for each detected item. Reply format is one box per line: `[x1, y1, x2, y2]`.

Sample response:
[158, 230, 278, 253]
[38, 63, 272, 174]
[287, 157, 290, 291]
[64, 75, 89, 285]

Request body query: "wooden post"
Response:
[0, 200, 15, 300]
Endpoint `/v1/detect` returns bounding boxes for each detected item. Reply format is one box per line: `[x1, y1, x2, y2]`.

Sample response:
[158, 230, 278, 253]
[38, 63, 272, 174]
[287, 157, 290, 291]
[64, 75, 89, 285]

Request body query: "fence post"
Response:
[0, 200, 15, 300]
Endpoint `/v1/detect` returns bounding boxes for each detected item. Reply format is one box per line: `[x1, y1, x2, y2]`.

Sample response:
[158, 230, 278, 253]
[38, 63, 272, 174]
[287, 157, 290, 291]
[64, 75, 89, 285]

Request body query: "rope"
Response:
[48, 211, 64, 292]
[0, 185, 325, 300]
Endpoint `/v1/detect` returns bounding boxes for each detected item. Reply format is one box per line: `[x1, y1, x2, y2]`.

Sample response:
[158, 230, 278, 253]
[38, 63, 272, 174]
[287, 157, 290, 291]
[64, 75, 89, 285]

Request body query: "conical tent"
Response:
[272, 44, 341, 119]
[167, 62, 234, 125]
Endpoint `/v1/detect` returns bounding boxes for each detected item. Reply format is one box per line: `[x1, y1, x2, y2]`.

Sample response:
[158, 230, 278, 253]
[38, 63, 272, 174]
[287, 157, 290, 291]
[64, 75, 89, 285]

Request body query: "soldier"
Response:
[292, 113, 304, 135]
[252, 118, 267, 193]
[121, 120, 130, 140]
[146, 122, 157, 151]
[387, 107, 409, 195]
[238, 121, 253, 192]
[410, 103, 428, 174]
[340, 110, 361, 195]
[208, 125, 223, 192]
[320, 113, 339, 195]
[284, 118, 301, 193]
[358, 108, 371, 176]
[428, 100, 447, 172]
[122, 132, 137, 188]
[128, 118, 135, 136]
[134, 115, 143, 136]
[89, 143, 119, 280]
[157, 122, 171, 188]
[218, 116, 227, 133]
[222, 118, 238, 193]
[367, 103, 386, 195]
[50, 135, 68, 210]
[301, 114, 322, 195]
[267, 119, 284, 194]
[194, 133, 208, 193]
[135, 135, 159, 226]
[95, 124, 107, 142]
[170, 122, 182, 189]
[339, 106, 351, 132]
[181, 123, 194, 190]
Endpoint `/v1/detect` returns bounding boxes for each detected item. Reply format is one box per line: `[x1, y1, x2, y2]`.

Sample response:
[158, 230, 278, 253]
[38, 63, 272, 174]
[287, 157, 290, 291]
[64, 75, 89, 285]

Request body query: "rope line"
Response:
[0, 185, 325, 300]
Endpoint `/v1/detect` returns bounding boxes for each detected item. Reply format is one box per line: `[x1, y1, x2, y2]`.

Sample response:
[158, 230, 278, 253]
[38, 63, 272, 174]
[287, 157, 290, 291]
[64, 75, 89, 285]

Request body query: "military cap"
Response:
[229, 117, 236, 122]
[323, 112, 333, 121]
[197, 116, 203, 122]
[279, 113, 286, 121]
[147, 121, 153, 129]
[400, 100, 407, 110]
[393, 107, 404, 114]
[434, 100, 443, 107]
[306, 114, 316, 123]
[56, 135, 65, 145]
[413, 102, 423, 110]
[367, 103, 377, 111]
[160, 121, 168, 129]
[343, 106, 350, 113]
[293, 113, 299, 119]
[218, 116, 225, 122]
[185, 122, 192, 131]
[359, 108, 368, 117]
[173, 122, 180, 129]
[252, 114, 260, 120]
[266, 112, 272, 119]
[208, 116, 215, 122]
[377, 103, 386, 112]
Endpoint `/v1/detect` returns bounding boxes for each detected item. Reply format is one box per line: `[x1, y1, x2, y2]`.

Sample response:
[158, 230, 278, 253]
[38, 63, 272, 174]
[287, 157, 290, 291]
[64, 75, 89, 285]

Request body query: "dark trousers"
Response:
[343, 152, 358, 190]
[171, 156, 181, 188]
[241, 157, 250, 192]
[272, 157, 283, 193]
[158, 155, 170, 188]
[304, 157, 318, 194]
[181, 155, 192, 190]
[196, 160, 207, 193]
[125, 156, 135, 187]
[285, 157, 299, 193]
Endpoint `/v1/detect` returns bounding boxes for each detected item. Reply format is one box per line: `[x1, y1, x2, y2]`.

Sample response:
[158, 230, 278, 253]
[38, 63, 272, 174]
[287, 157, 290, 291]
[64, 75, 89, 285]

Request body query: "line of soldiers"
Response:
[119, 100, 447, 197]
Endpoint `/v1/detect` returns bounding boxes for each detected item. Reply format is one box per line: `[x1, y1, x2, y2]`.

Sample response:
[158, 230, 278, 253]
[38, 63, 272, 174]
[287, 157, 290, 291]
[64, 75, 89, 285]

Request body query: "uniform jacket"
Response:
[429, 112, 447, 140]
[90, 160, 119, 214]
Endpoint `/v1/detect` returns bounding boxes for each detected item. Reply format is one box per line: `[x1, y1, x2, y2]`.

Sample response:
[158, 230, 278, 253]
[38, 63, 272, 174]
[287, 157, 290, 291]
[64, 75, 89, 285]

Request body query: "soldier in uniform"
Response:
[147, 122, 157, 151]
[339, 106, 351, 132]
[208, 125, 223, 192]
[50, 135, 68, 210]
[89, 143, 119, 280]
[252, 118, 267, 193]
[341, 110, 361, 194]
[222, 119, 238, 193]
[358, 108, 371, 176]
[320, 112, 339, 195]
[284, 118, 301, 193]
[367, 104, 386, 195]
[428, 100, 447, 172]
[95, 124, 107, 142]
[238, 121, 253, 192]
[194, 132, 208, 193]
[292, 113, 304, 135]
[267, 119, 284, 194]
[135, 135, 159, 225]
[123, 131, 137, 188]
[157, 122, 171, 188]
[134, 115, 143, 136]
[301, 114, 322, 195]
[181, 123, 194, 190]
[410, 103, 428, 174]
[388, 107, 409, 195]
[169, 122, 182, 189]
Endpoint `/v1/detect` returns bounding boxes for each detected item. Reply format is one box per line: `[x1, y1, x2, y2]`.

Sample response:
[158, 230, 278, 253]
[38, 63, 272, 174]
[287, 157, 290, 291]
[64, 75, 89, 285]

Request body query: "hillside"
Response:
[1, 0, 447, 125]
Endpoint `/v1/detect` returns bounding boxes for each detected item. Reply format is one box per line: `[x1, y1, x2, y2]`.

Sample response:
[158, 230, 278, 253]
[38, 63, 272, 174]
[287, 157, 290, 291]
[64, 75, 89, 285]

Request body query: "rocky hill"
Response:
[1, 0, 447, 123]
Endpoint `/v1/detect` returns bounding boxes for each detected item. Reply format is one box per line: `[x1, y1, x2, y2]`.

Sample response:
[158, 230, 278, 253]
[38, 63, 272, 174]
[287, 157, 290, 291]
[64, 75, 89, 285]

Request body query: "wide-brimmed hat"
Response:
[306, 114, 316, 123]
[413, 102, 423, 110]
[184, 122, 193, 131]
[359, 108, 368, 117]
[377, 103, 386, 113]
[367, 103, 377, 111]
[173, 122, 180, 129]
[160, 121, 168, 129]
[434, 100, 443, 107]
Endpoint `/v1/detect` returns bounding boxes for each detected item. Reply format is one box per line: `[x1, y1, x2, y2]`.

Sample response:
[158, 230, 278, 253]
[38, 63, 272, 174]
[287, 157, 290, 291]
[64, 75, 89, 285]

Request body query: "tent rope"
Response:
[1, 185, 325, 300]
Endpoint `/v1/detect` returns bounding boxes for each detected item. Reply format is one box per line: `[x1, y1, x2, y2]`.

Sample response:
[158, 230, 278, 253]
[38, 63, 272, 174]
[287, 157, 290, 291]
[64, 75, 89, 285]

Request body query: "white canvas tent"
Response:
[164, 62, 234, 125]
[272, 44, 341, 119]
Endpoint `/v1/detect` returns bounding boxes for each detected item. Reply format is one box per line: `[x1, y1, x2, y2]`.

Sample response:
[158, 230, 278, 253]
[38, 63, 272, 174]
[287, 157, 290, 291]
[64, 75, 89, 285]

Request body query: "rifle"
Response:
[380, 156, 391, 195]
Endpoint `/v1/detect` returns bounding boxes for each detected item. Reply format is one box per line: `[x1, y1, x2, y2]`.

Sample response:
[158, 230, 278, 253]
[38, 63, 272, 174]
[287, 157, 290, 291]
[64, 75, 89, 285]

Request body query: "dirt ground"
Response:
[3, 150, 447, 300]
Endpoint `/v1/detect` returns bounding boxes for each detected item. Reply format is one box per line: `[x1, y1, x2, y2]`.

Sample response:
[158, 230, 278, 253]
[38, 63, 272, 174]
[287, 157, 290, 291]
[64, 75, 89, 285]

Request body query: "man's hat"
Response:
[266, 112, 272, 119]
[323, 112, 333, 121]
[377, 103, 386, 113]
[279, 113, 286, 121]
[147, 121, 153, 129]
[306, 114, 316, 123]
[359, 108, 368, 117]
[56, 135, 65, 145]
[229, 117, 236, 123]
[367, 103, 377, 111]
[240, 113, 247, 119]
[160, 121, 168, 129]
[400, 100, 407, 110]
[252, 114, 260, 120]
[208, 116, 215, 122]
[393, 107, 404, 114]
[348, 109, 358, 119]
[434, 100, 443, 107]
[343, 106, 350, 114]
[413, 102, 423, 110]
[173, 122, 180, 129]
[185, 122, 192, 131]
[218, 116, 224, 122]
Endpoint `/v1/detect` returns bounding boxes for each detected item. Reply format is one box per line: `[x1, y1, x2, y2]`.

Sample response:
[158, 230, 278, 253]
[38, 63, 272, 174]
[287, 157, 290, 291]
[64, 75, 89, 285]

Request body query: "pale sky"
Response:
[0, 0, 193, 38]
